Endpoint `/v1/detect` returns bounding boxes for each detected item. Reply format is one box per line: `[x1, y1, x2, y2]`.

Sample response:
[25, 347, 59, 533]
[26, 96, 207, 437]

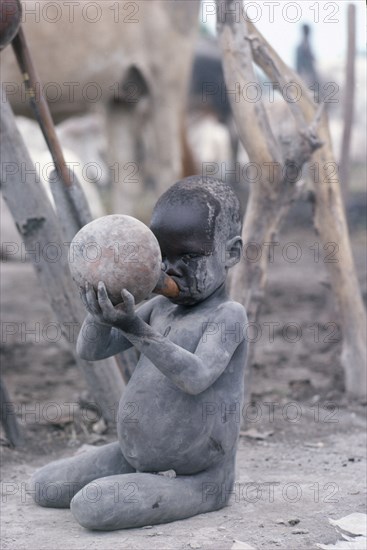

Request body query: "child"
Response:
[31, 175, 248, 530]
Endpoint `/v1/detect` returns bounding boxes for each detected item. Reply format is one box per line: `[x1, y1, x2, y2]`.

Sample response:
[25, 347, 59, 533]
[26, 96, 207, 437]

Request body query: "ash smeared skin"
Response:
[30, 176, 248, 531]
[195, 256, 207, 294]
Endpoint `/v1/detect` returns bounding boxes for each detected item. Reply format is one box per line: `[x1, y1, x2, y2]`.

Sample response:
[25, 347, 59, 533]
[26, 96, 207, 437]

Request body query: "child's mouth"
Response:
[164, 273, 201, 301]
[167, 275, 184, 291]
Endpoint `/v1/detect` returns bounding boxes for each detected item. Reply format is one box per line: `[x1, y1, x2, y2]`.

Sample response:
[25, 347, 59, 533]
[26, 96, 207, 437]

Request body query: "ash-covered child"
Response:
[31, 176, 248, 530]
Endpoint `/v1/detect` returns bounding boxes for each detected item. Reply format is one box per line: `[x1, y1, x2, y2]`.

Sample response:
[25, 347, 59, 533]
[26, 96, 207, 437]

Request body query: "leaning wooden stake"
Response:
[11, 25, 73, 188]
[0, 98, 125, 423]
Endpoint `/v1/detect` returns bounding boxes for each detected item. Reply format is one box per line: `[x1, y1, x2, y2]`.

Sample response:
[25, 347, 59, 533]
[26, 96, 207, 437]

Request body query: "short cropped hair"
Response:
[151, 176, 242, 242]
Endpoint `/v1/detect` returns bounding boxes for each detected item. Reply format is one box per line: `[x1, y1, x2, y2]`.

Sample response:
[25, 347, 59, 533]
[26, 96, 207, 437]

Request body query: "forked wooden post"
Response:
[216, 0, 366, 404]
[0, 97, 125, 424]
[247, 19, 367, 399]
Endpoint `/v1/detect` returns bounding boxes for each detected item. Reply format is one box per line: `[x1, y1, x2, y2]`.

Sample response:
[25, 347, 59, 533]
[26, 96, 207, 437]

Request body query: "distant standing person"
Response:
[296, 24, 319, 92]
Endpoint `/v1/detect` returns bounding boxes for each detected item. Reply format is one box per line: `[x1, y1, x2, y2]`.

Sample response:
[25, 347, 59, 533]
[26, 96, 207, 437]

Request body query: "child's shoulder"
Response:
[215, 299, 248, 321]
[201, 298, 248, 328]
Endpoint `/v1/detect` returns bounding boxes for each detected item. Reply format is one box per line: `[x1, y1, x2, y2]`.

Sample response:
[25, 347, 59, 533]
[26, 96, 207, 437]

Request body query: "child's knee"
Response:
[70, 476, 145, 530]
[70, 486, 114, 530]
[30, 465, 80, 508]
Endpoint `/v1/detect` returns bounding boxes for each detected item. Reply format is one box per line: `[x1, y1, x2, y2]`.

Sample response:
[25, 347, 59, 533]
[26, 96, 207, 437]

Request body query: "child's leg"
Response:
[31, 442, 135, 508]
[70, 455, 236, 530]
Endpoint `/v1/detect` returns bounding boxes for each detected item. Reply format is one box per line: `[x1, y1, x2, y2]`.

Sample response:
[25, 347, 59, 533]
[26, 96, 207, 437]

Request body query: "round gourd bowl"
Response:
[69, 215, 162, 305]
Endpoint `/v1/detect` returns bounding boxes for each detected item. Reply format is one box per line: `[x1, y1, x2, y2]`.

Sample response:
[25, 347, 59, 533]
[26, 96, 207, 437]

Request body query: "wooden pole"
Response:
[11, 26, 73, 188]
[11, 24, 96, 236]
[339, 3, 356, 200]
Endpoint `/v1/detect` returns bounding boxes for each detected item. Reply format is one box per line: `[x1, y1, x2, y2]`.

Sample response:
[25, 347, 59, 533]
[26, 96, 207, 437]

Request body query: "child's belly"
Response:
[116, 359, 236, 474]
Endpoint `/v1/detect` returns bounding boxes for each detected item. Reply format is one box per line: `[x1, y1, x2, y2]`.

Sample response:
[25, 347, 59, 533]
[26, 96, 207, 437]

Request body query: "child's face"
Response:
[151, 203, 227, 306]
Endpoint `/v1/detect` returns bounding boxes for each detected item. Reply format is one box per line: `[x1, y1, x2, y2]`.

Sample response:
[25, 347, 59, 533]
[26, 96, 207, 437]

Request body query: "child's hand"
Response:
[79, 281, 103, 321]
[80, 281, 137, 330]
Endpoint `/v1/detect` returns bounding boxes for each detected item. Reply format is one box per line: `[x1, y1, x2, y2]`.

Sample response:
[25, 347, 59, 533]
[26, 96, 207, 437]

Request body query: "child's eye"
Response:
[182, 253, 200, 261]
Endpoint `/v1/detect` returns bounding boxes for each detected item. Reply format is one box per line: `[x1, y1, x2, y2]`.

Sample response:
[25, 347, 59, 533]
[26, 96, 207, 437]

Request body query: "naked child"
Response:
[31, 175, 248, 530]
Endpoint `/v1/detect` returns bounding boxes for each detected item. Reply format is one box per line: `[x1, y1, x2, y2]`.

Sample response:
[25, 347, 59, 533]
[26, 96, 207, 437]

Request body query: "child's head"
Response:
[150, 176, 242, 305]
[152, 175, 241, 243]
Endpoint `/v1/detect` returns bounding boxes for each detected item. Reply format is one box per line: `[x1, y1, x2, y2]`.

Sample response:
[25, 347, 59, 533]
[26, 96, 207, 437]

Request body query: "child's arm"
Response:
[95, 283, 247, 394]
[76, 282, 156, 361]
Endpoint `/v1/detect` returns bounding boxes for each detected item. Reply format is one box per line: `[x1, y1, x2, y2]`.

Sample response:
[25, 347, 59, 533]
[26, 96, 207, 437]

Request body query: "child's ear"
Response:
[225, 236, 242, 268]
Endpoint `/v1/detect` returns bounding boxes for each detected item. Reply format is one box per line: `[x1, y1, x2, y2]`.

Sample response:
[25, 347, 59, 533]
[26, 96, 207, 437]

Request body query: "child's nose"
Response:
[164, 258, 182, 277]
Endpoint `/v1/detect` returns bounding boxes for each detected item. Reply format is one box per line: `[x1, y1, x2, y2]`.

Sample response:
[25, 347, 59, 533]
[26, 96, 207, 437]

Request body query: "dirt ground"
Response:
[1, 214, 366, 549]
